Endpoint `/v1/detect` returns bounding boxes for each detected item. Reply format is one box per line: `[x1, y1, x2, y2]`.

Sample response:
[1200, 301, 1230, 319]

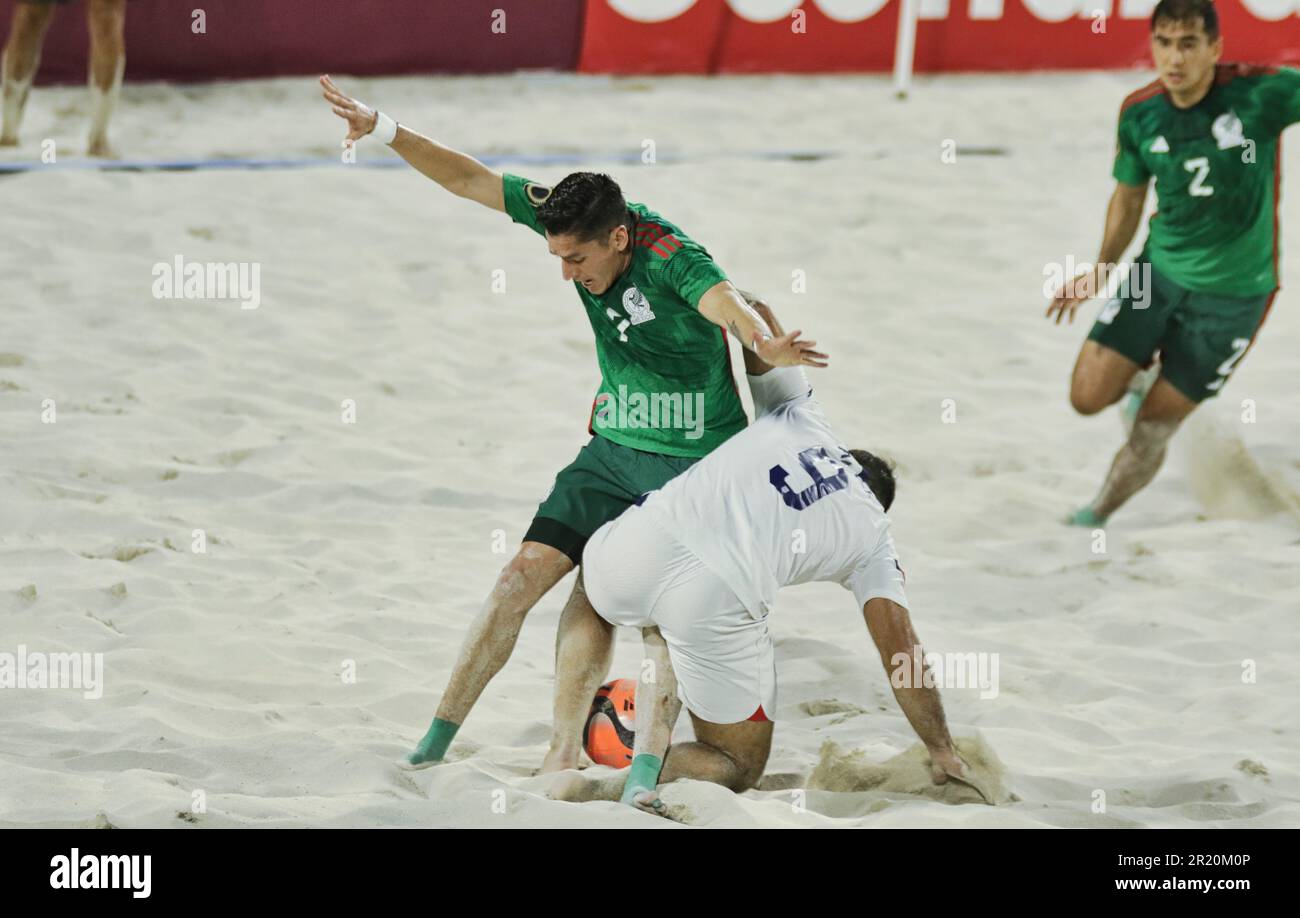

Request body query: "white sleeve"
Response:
[746, 366, 813, 419]
[843, 529, 908, 609]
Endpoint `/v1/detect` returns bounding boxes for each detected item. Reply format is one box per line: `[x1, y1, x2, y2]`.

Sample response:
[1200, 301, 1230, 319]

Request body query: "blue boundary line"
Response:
[0, 149, 838, 174]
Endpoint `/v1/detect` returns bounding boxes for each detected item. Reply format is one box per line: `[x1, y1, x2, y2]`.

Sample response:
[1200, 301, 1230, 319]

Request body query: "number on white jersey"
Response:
[769, 446, 851, 511]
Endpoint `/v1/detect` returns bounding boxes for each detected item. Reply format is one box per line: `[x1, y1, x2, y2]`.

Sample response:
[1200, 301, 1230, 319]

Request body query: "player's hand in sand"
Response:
[1045, 265, 1105, 325]
[754, 329, 828, 368]
[319, 75, 378, 142]
[929, 747, 995, 805]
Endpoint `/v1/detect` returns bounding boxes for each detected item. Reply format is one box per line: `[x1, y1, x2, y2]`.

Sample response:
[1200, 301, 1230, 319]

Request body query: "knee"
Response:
[1069, 381, 1112, 417]
[11, 4, 56, 42]
[87, 1, 126, 43]
[721, 752, 765, 792]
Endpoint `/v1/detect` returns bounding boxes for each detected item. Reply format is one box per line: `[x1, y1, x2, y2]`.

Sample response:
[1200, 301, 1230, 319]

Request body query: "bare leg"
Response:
[1088, 377, 1198, 520]
[541, 570, 615, 773]
[1064, 340, 1144, 526]
[406, 541, 574, 765]
[1068, 340, 1141, 417]
[548, 714, 772, 802]
[658, 714, 772, 792]
[85, 0, 125, 157]
[1, 2, 57, 145]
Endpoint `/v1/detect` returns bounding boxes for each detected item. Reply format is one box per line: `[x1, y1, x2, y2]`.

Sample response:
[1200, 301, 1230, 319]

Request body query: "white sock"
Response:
[87, 54, 124, 150]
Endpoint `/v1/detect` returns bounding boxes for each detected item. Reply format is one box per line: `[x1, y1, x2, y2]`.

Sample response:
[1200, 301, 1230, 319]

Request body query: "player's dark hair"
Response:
[1151, 0, 1219, 39]
[536, 172, 632, 243]
[850, 449, 896, 512]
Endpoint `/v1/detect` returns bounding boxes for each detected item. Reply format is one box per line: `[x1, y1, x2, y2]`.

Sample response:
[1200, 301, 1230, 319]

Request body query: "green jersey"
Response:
[502, 173, 747, 459]
[1114, 63, 1300, 297]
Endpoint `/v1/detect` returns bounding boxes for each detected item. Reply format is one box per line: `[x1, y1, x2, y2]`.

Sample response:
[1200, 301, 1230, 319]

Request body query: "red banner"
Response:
[578, 0, 1300, 73]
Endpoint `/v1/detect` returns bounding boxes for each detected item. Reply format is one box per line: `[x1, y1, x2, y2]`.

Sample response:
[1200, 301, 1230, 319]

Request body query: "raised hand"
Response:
[319, 74, 378, 143]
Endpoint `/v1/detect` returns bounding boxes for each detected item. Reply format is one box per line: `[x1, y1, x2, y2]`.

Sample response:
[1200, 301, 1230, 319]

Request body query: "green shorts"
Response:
[524, 434, 700, 565]
[1087, 262, 1275, 403]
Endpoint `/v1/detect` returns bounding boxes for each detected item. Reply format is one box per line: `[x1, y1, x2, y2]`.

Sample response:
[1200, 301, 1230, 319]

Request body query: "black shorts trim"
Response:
[523, 516, 586, 567]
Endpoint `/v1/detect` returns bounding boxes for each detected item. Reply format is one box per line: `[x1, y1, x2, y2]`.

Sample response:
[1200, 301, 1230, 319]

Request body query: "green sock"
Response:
[620, 753, 664, 805]
[407, 717, 459, 766]
[1065, 505, 1108, 527]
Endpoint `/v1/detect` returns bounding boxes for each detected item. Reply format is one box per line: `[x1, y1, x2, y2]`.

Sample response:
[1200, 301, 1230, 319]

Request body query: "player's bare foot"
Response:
[545, 769, 594, 802]
[539, 744, 581, 774]
[545, 768, 623, 803]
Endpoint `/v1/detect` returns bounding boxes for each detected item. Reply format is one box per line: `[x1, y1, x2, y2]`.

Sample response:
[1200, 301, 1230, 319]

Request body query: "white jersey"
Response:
[637, 366, 907, 618]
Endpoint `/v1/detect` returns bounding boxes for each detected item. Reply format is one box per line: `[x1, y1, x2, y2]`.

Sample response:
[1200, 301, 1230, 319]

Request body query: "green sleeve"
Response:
[501, 173, 549, 237]
[1112, 110, 1150, 186]
[658, 244, 728, 309]
[1257, 67, 1300, 136]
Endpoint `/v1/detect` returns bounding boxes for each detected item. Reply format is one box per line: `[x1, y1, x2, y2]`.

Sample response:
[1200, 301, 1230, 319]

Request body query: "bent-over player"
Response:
[554, 302, 982, 812]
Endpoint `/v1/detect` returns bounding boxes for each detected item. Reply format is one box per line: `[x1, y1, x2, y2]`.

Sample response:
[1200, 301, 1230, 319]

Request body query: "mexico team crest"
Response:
[1212, 112, 1245, 150]
[622, 286, 656, 325]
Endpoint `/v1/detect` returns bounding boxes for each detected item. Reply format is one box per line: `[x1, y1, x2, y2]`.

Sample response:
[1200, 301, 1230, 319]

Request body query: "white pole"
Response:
[892, 0, 920, 100]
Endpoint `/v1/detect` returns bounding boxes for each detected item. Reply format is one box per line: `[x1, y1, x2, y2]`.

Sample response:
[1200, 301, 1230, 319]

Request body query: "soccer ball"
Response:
[583, 678, 636, 767]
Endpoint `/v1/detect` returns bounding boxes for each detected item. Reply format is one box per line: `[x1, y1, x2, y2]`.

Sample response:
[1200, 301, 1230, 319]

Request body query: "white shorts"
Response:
[582, 505, 776, 725]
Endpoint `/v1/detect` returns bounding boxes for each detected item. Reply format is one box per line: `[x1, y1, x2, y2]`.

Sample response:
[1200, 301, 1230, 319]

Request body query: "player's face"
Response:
[1150, 19, 1222, 94]
[547, 226, 630, 295]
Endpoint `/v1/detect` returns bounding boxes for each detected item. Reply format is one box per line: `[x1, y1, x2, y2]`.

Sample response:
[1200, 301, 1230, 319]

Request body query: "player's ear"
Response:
[610, 223, 629, 251]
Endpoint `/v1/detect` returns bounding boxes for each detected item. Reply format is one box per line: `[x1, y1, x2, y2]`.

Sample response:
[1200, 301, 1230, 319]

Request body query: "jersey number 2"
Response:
[1185, 157, 1214, 197]
[1205, 337, 1251, 392]
[769, 447, 849, 511]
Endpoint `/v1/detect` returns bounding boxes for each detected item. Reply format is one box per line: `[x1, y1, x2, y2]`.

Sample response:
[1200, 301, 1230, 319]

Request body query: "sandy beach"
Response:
[1, 71, 1297, 827]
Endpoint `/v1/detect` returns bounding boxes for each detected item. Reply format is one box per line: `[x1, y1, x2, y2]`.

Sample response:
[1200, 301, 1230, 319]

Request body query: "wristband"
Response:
[373, 111, 398, 145]
[619, 753, 663, 805]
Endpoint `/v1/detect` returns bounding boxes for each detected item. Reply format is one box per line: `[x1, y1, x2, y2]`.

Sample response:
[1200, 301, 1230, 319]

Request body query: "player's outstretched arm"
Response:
[735, 290, 785, 376]
[699, 282, 828, 369]
[1045, 180, 1148, 325]
[319, 75, 505, 213]
[862, 598, 993, 802]
[619, 627, 681, 815]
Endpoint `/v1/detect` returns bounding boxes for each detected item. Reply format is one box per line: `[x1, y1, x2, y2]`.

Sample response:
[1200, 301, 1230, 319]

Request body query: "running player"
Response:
[1, 0, 126, 156]
[553, 301, 980, 811]
[319, 76, 828, 772]
[1046, 0, 1300, 526]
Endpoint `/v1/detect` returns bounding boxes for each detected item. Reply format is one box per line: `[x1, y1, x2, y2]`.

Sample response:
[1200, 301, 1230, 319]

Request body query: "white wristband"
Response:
[372, 111, 398, 145]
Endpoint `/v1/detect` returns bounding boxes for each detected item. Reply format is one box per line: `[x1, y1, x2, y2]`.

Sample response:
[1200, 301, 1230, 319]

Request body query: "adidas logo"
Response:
[1150, 136, 1170, 153]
